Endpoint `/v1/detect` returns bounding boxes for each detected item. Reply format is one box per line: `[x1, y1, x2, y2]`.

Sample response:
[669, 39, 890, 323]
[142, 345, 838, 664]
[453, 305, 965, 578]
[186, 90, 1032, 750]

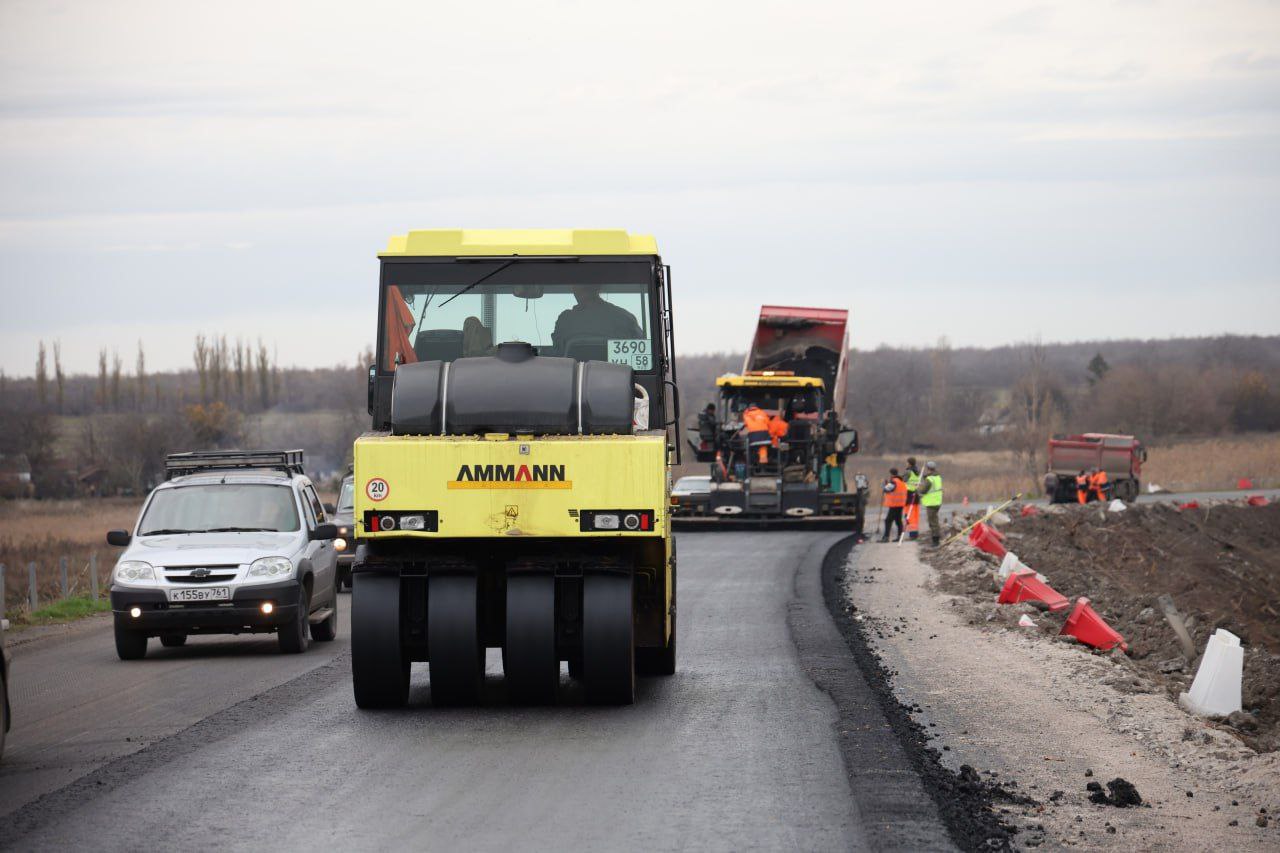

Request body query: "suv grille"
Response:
[164, 566, 239, 584]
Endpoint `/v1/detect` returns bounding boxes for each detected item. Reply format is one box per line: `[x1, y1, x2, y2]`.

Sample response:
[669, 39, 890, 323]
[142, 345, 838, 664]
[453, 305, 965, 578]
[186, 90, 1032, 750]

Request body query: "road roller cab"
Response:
[351, 229, 678, 708]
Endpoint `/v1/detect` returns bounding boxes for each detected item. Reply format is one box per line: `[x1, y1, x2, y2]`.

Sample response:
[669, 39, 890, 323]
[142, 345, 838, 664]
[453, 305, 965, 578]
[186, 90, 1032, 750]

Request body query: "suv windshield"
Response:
[139, 484, 300, 535]
[382, 261, 655, 371]
[337, 480, 354, 513]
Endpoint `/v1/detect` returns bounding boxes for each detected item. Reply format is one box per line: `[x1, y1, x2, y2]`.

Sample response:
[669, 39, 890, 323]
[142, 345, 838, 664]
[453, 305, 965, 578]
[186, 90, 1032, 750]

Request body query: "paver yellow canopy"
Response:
[352, 229, 677, 706]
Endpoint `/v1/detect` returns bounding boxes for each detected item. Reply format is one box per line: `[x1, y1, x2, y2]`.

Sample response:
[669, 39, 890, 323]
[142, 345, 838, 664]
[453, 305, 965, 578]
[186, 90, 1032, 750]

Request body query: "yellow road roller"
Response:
[351, 229, 677, 706]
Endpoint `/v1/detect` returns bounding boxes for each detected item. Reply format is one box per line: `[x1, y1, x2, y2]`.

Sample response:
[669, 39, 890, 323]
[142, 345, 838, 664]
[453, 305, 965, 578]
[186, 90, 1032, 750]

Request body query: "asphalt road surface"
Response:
[0, 533, 952, 852]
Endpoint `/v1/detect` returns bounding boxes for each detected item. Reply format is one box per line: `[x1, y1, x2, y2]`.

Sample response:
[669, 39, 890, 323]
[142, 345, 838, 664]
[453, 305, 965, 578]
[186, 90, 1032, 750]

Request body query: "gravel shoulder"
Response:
[842, 539, 1278, 850]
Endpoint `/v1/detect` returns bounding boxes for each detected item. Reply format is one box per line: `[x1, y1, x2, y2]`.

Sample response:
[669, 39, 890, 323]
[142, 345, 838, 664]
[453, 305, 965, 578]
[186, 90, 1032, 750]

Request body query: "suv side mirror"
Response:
[310, 523, 338, 541]
[837, 429, 859, 454]
[367, 364, 377, 416]
[107, 530, 132, 547]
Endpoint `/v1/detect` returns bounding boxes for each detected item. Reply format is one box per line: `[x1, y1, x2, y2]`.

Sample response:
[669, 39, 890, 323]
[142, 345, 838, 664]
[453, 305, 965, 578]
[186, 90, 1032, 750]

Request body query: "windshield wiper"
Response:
[437, 259, 518, 309]
[202, 527, 276, 533]
[140, 528, 198, 536]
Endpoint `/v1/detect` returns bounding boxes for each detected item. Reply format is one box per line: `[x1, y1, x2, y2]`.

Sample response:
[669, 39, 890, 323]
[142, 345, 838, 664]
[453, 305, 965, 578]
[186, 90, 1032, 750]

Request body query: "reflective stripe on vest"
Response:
[920, 474, 943, 507]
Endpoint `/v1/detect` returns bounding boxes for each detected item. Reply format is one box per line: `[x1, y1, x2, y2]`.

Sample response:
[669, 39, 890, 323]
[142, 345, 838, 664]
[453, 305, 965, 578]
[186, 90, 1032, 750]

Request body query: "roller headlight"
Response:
[248, 556, 294, 579]
[114, 561, 154, 582]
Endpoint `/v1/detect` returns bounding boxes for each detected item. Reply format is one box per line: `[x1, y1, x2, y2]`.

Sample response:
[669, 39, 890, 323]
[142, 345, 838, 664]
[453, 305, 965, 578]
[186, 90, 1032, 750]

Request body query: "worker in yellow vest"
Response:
[904, 456, 921, 540]
[917, 461, 944, 546]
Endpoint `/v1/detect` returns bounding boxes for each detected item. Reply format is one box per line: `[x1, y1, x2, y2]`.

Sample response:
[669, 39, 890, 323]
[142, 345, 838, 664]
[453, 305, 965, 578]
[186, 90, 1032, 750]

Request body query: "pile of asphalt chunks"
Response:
[966, 515, 1126, 652]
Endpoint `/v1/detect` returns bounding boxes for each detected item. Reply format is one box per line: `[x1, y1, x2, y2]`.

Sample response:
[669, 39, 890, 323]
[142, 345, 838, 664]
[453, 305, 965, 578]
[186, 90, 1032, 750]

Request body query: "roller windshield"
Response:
[381, 261, 656, 372]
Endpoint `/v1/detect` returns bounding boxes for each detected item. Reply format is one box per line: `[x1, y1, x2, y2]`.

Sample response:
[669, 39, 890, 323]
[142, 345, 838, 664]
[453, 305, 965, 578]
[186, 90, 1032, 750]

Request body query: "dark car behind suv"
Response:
[333, 474, 355, 590]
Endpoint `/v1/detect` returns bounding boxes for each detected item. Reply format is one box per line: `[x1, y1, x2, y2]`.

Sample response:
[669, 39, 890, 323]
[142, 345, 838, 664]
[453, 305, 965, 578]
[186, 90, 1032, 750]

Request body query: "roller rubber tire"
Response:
[351, 573, 409, 708]
[504, 573, 558, 704]
[114, 626, 147, 660]
[582, 571, 635, 705]
[159, 633, 187, 648]
[428, 573, 483, 706]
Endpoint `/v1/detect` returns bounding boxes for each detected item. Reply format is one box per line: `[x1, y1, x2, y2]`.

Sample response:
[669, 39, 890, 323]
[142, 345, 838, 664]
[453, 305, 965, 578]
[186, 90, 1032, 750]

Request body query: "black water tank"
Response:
[390, 343, 634, 436]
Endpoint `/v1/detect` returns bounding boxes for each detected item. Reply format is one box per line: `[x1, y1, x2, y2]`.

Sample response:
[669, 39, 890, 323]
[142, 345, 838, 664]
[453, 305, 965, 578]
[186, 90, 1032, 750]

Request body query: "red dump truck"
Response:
[1045, 433, 1147, 503]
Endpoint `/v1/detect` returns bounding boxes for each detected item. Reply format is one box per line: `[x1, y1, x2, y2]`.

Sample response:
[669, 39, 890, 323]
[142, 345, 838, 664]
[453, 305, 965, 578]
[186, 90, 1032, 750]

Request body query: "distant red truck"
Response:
[1045, 433, 1147, 503]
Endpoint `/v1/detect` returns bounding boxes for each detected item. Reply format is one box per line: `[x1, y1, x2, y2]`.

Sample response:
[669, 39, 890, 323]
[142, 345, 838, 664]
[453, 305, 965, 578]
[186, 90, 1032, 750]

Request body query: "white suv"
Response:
[106, 450, 340, 659]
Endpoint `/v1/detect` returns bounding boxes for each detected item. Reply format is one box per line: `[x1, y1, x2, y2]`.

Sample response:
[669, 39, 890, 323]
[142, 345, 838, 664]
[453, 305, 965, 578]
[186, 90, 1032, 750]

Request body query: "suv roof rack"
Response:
[165, 450, 306, 480]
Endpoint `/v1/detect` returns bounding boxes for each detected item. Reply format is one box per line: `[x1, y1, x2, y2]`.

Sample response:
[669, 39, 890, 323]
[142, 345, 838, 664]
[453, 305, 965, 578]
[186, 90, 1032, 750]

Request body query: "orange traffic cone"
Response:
[997, 568, 1069, 611]
[1060, 597, 1127, 651]
[968, 522, 1007, 559]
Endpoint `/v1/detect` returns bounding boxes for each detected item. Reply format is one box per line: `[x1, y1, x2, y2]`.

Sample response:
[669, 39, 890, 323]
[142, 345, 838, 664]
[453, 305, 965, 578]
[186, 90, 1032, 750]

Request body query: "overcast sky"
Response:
[1, 0, 1278, 376]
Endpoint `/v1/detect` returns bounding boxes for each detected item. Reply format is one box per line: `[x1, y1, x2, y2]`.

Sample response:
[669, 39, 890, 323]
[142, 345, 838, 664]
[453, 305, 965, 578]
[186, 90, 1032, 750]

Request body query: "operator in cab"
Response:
[552, 286, 644, 356]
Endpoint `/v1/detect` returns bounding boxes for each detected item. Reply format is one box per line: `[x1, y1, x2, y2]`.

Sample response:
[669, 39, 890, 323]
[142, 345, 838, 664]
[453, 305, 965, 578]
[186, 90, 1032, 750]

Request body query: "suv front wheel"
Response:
[278, 586, 311, 654]
[115, 626, 148, 660]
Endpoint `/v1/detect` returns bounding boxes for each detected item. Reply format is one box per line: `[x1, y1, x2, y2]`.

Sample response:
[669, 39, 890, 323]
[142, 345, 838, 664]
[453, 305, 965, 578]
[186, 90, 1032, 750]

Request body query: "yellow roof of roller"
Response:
[380, 229, 658, 257]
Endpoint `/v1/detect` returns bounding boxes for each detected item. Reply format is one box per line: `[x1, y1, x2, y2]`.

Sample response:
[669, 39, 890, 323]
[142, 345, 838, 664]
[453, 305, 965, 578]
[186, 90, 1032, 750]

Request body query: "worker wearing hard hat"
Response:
[916, 460, 945, 546]
[1076, 470, 1089, 505]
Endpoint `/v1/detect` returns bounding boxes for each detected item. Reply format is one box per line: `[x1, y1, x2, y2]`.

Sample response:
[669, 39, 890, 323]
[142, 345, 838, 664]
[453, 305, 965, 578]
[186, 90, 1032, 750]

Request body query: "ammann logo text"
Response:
[448, 464, 571, 490]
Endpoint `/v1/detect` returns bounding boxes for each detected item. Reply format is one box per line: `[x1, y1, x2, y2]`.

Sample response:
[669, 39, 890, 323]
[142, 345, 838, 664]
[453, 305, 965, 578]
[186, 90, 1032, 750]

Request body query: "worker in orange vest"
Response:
[768, 411, 789, 452]
[1090, 468, 1110, 503]
[1076, 470, 1089, 505]
[742, 404, 772, 465]
[880, 468, 908, 542]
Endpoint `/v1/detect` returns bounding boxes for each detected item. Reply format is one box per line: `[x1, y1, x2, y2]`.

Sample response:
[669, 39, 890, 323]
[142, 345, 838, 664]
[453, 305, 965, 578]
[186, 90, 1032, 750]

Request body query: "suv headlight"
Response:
[248, 556, 294, 580]
[114, 561, 155, 582]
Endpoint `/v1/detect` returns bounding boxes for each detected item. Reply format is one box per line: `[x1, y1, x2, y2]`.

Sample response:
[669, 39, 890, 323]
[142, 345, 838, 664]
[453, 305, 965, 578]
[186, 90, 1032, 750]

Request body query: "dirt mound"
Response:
[933, 501, 1280, 752]
[1087, 777, 1144, 807]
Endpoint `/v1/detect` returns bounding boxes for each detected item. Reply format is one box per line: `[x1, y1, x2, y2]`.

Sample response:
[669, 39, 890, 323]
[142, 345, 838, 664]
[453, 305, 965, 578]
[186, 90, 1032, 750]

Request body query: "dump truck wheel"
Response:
[504, 572, 558, 704]
[351, 573, 409, 708]
[582, 571, 635, 705]
[428, 573, 484, 706]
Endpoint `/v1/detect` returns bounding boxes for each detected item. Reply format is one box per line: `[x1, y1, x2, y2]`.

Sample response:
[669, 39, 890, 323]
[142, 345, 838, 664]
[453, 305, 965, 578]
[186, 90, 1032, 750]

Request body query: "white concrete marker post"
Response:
[1179, 629, 1244, 717]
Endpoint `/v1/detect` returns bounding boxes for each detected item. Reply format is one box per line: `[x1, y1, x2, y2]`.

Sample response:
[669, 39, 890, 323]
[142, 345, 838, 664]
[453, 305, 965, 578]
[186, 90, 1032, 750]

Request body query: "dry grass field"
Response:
[0, 498, 140, 616]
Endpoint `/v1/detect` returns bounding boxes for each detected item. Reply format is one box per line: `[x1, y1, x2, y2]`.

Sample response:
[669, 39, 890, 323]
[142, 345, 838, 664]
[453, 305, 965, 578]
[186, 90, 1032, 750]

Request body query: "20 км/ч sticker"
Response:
[366, 478, 389, 501]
